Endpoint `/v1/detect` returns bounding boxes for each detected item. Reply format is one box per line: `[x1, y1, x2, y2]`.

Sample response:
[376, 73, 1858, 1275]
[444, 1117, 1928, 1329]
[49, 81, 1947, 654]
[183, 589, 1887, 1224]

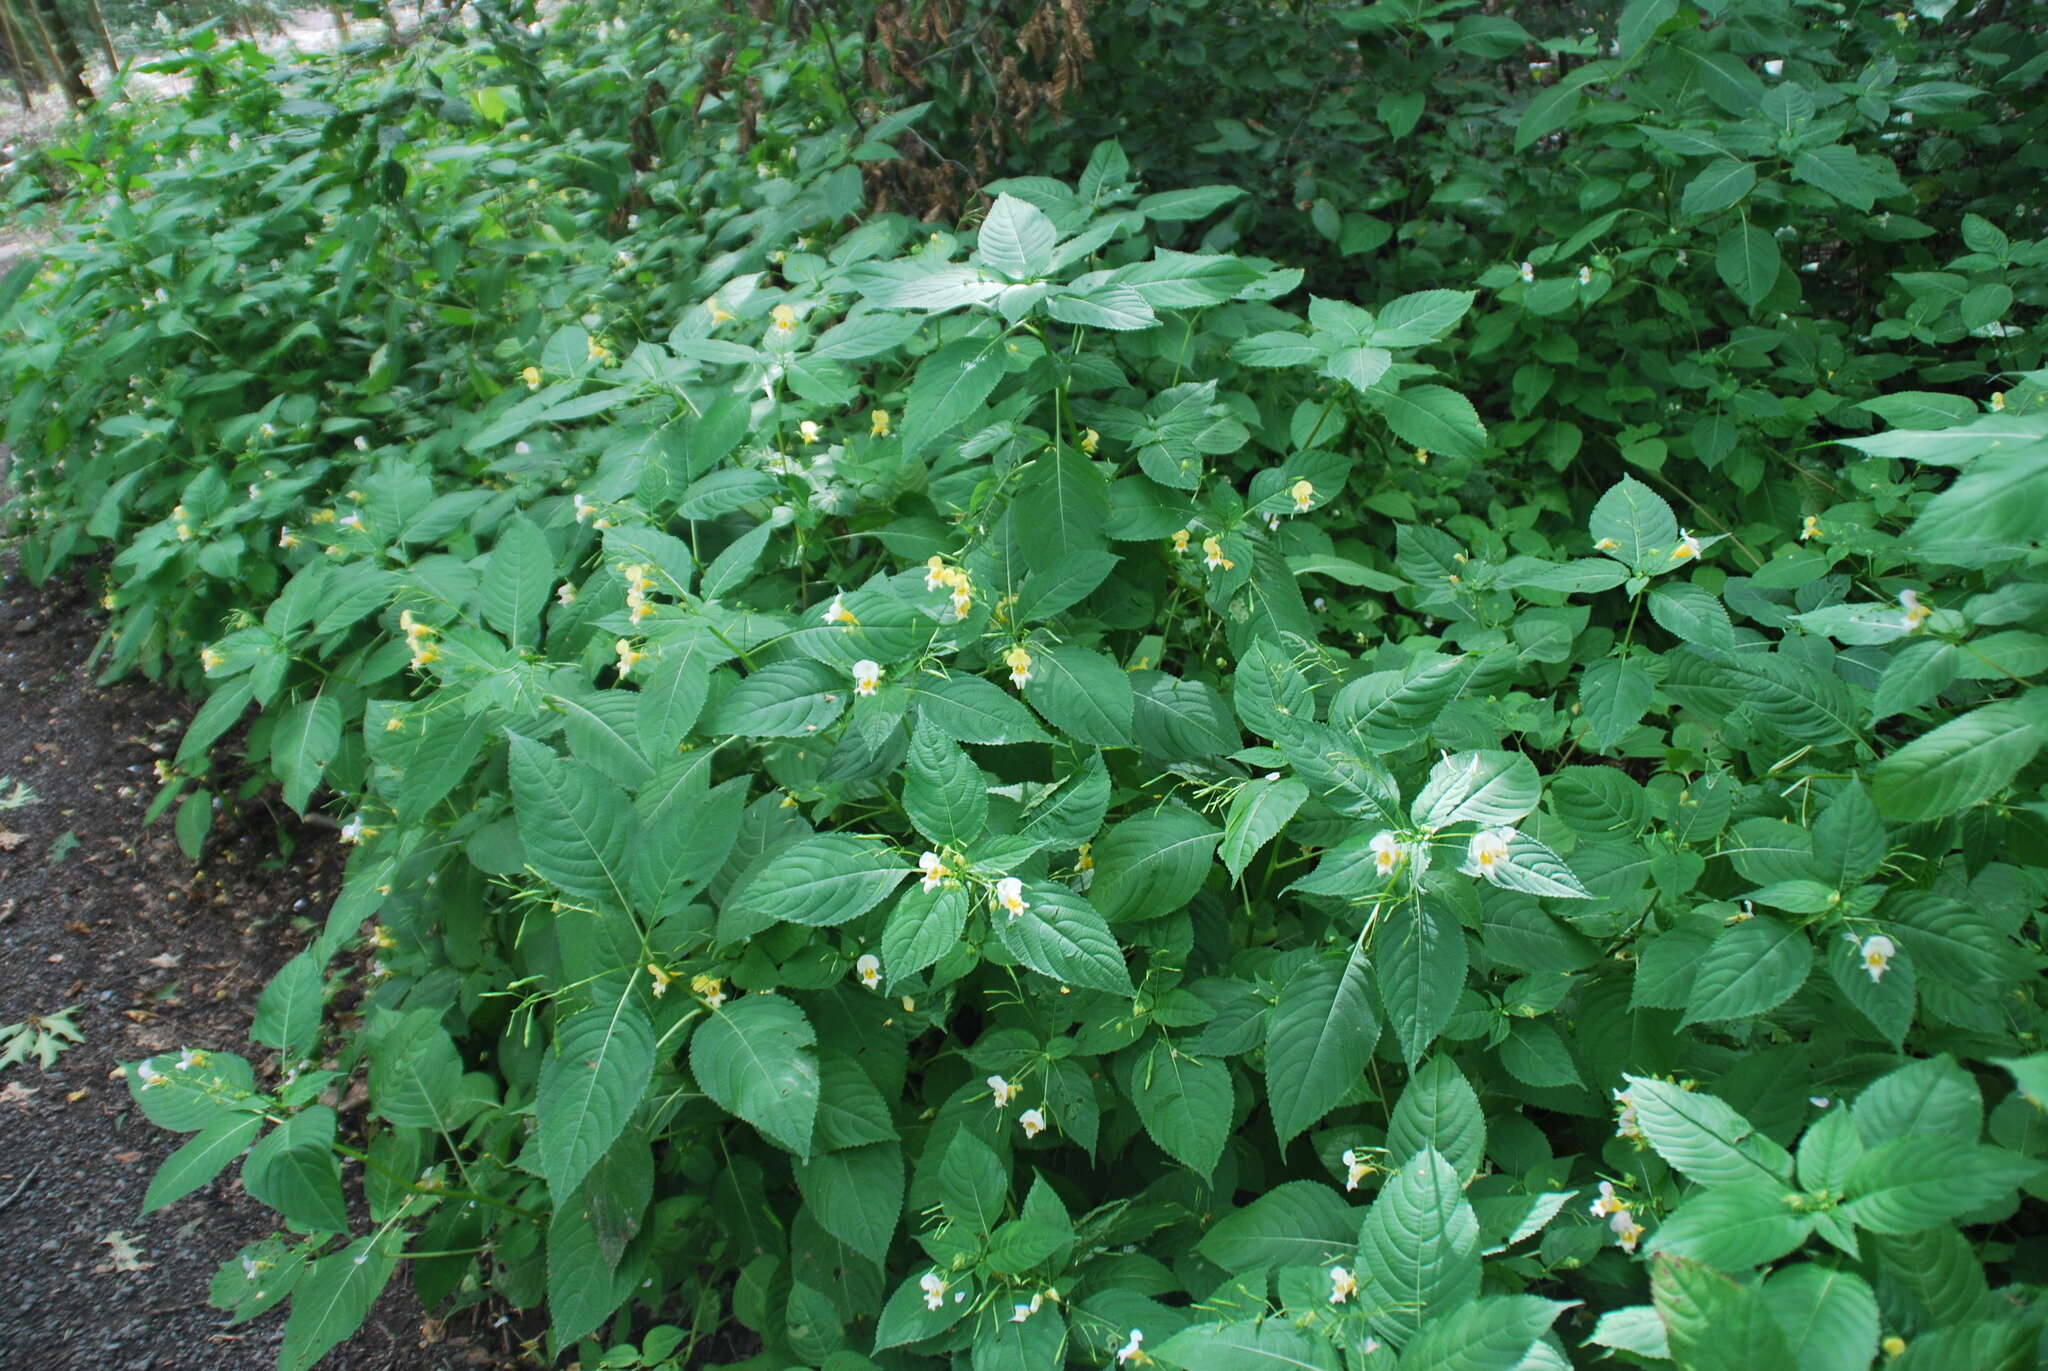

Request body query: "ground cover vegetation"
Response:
[3, 0, 2048, 1368]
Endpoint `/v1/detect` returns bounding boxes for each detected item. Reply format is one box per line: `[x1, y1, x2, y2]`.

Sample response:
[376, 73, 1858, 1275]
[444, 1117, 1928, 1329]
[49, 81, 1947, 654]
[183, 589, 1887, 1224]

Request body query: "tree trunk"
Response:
[0, 0, 44, 110]
[22, 0, 89, 108]
[78, 0, 116, 75]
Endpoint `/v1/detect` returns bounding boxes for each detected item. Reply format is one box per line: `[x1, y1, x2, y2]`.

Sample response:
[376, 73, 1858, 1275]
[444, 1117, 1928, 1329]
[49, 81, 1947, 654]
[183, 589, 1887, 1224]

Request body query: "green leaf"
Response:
[1196, 1180, 1356, 1272]
[1373, 383, 1487, 459]
[938, 1130, 1008, 1233]
[796, 1141, 904, 1254]
[547, 1197, 646, 1352]
[722, 833, 910, 938]
[271, 693, 342, 815]
[508, 733, 635, 907]
[1267, 950, 1381, 1146]
[1013, 447, 1112, 574]
[881, 885, 969, 987]
[1841, 1140, 2041, 1233]
[1716, 221, 1781, 309]
[279, 1237, 397, 1371]
[1681, 159, 1757, 216]
[1681, 916, 1813, 1026]
[904, 721, 989, 848]
[1852, 1053, 1981, 1148]
[1872, 697, 2041, 821]
[1580, 657, 1654, 748]
[1138, 185, 1247, 221]
[1387, 1055, 1486, 1184]
[1647, 582, 1734, 650]
[1131, 1038, 1232, 1177]
[1791, 145, 1888, 212]
[996, 881, 1133, 995]
[1411, 750, 1540, 830]
[1646, 1181, 1812, 1270]
[1623, 1076, 1793, 1187]
[978, 194, 1059, 280]
[252, 951, 324, 1061]
[244, 1107, 347, 1233]
[1220, 777, 1308, 881]
[706, 659, 848, 737]
[1393, 1295, 1568, 1371]
[875, 1269, 975, 1351]
[1759, 1265, 1879, 1371]
[1369, 289, 1476, 348]
[1617, 0, 1677, 54]
[915, 672, 1052, 744]
[1022, 644, 1133, 746]
[1359, 1147, 1480, 1343]
[1155, 1321, 1336, 1371]
[1091, 807, 1222, 922]
[537, 996, 656, 1204]
[1589, 476, 1678, 569]
[1651, 1254, 1796, 1371]
[903, 336, 1005, 458]
[1379, 902, 1466, 1064]
[143, 1114, 265, 1214]
[690, 993, 820, 1159]
[481, 513, 552, 648]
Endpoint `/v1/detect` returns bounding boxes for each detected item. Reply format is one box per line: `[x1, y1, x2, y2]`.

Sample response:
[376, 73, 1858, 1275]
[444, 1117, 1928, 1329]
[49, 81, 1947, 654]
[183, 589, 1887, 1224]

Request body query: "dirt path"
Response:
[0, 562, 511, 1371]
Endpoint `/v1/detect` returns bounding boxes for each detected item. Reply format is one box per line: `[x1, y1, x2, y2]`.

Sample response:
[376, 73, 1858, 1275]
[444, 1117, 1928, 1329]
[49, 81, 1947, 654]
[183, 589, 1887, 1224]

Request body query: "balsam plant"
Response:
[4, 4, 2048, 1371]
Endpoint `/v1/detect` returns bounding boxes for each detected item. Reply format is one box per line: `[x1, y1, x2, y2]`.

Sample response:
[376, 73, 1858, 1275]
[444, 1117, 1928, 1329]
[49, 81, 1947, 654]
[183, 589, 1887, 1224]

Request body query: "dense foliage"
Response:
[4, 2, 2048, 1370]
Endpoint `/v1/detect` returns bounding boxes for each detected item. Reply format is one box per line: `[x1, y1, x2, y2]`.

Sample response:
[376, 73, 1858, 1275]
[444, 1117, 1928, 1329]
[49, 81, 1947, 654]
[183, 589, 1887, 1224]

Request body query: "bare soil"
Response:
[0, 561, 518, 1371]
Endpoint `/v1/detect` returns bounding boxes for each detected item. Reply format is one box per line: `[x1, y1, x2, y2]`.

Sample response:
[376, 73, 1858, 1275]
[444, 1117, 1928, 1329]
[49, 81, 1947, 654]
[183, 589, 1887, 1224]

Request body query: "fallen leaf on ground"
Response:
[145, 952, 180, 970]
[98, 1231, 152, 1272]
[0, 1081, 37, 1106]
[0, 829, 23, 850]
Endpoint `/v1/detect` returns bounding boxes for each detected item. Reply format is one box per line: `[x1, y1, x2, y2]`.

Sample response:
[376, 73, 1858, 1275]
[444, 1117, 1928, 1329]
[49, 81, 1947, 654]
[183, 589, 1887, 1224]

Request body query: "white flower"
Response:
[1369, 831, 1403, 876]
[136, 1061, 165, 1088]
[1117, 1330, 1145, 1365]
[1461, 828, 1513, 877]
[1265, 512, 1282, 533]
[1578, 265, 1593, 285]
[1328, 1266, 1357, 1304]
[1341, 1148, 1373, 1191]
[1518, 260, 1535, 283]
[1011, 1293, 1044, 1323]
[1290, 479, 1315, 514]
[852, 659, 882, 697]
[556, 583, 577, 606]
[920, 1271, 948, 1310]
[822, 595, 858, 626]
[989, 1075, 1016, 1108]
[1764, 58, 1784, 76]
[1859, 933, 1896, 982]
[1811, 1096, 1832, 1108]
[1898, 589, 1931, 632]
[1019, 1107, 1046, 1138]
[799, 420, 821, 443]
[855, 954, 882, 989]
[1588, 1180, 1625, 1218]
[1614, 1087, 1643, 1142]
[1671, 528, 1702, 561]
[918, 851, 950, 893]
[338, 512, 363, 530]
[176, 1047, 204, 1071]
[1005, 645, 1033, 689]
[1609, 1208, 1645, 1253]
[995, 876, 1028, 918]
[340, 815, 366, 844]
[573, 492, 596, 523]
